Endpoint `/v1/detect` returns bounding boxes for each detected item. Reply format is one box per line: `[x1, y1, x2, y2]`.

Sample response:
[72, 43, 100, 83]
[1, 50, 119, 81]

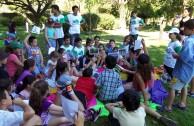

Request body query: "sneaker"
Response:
[160, 116, 177, 126]
[89, 107, 102, 122]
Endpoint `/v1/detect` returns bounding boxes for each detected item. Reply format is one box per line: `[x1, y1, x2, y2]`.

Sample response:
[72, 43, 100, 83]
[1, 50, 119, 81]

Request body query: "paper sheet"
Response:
[134, 38, 143, 50]
[48, 47, 55, 55]
[61, 96, 79, 124]
[31, 26, 41, 34]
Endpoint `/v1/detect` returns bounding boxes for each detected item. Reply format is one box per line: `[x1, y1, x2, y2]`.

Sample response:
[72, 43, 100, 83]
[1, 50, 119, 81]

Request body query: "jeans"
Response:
[130, 34, 138, 41]
[34, 63, 45, 75]
[46, 39, 56, 50]
[70, 34, 80, 46]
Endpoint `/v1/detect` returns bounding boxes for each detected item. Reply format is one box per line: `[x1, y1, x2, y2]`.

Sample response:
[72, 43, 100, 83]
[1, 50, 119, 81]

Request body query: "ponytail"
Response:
[29, 87, 42, 115]
[55, 59, 68, 81]
[29, 80, 48, 115]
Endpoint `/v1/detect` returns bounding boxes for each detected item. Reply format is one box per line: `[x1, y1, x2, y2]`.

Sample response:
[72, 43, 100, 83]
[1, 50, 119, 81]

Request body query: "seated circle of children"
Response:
[1, 12, 190, 126]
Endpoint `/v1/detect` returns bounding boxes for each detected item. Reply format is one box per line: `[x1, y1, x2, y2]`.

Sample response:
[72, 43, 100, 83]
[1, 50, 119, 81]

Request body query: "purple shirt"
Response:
[15, 70, 32, 86]
[40, 99, 52, 124]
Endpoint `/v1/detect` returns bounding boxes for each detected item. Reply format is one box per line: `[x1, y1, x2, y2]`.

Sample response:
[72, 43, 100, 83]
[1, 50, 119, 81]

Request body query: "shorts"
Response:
[170, 78, 188, 90]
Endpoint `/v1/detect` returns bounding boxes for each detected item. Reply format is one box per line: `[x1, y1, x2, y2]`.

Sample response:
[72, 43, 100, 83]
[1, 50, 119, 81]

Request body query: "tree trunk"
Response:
[33, 13, 41, 26]
[119, 0, 127, 30]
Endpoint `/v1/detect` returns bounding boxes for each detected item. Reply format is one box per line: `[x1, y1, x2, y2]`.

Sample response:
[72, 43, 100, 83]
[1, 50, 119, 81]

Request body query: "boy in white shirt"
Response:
[129, 10, 145, 40]
[105, 90, 177, 126]
[63, 5, 85, 46]
[60, 35, 73, 52]
[72, 37, 85, 58]
[0, 79, 42, 126]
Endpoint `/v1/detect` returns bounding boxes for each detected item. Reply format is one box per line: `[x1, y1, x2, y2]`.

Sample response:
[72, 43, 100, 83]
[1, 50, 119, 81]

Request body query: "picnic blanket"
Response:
[89, 95, 161, 116]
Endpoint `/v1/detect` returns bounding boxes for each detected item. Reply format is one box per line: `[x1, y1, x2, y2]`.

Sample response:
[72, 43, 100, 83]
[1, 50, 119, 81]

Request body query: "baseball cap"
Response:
[47, 18, 54, 25]
[0, 50, 9, 60]
[9, 41, 24, 49]
[168, 28, 180, 34]
[56, 74, 72, 90]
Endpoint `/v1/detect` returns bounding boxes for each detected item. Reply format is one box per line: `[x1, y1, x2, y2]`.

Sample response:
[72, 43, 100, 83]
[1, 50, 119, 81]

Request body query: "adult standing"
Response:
[63, 5, 85, 46]
[172, 7, 193, 37]
[50, 5, 64, 47]
[129, 10, 145, 41]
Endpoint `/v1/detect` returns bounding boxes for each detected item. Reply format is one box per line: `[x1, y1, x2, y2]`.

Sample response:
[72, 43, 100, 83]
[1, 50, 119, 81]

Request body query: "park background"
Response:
[0, 0, 194, 125]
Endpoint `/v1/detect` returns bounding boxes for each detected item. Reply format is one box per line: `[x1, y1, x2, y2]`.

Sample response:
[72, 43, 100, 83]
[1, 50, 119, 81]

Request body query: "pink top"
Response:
[6, 54, 19, 77]
[19, 89, 30, 100]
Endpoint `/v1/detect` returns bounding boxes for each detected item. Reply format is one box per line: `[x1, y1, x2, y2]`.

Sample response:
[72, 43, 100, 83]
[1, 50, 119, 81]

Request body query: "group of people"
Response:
[0, 4, 194, 126]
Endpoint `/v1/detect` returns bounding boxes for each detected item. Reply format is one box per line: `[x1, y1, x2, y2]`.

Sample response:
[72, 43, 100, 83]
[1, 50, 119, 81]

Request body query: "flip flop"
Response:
[172, 103, 186, 110]
[157, 106, 173, 112]
[187, 92, 194, 98]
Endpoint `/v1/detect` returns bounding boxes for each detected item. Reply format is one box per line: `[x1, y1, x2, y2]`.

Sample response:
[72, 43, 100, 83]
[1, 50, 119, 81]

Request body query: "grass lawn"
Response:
[0, 26, 194, 126]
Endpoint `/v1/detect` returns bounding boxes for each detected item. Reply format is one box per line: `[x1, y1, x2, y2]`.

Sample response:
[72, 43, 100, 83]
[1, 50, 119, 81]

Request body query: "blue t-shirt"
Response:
[46, 27, 55, 41]
[173, 35, 194, 83]
[28, 46, 41, 65]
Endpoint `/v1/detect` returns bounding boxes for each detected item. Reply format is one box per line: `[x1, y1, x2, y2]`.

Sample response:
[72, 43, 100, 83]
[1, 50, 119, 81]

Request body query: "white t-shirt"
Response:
[45, 59, 57, 76]
[120, 42, 129, 54]
[113, 107, 146, 126]
[72, 45, 85, 58]
[50, 15, 64, 39]
[130, 17, 143, 35]
[164, 40, 181, 68]
[60, 45, 73, 52]
[66, 14, 84, 34]
[0, 110, 24, 126]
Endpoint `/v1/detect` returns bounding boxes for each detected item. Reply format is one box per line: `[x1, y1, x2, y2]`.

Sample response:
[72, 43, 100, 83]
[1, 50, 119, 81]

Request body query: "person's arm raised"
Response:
[13, 98, 35, 121]
[23, 33, 31, 49]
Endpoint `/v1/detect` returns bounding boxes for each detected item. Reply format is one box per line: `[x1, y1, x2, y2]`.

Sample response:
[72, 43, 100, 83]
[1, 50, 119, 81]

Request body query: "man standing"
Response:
[50, 5, 64, 47]
[63, 5, 85, 46]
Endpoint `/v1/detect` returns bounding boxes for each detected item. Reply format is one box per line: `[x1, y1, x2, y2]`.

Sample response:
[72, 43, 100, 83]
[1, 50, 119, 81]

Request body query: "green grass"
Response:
[1, 26, 194, 126]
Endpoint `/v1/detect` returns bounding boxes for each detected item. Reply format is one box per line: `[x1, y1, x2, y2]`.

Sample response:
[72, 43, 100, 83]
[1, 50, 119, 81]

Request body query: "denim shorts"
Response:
[170, 78, 188, 90]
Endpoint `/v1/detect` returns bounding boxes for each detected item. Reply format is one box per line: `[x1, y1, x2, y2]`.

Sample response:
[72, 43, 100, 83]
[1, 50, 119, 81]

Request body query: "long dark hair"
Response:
[55, 59, 69, 81]
[185, 7, 193, 17]
[136, 54, 151, 82]
[29, 80, 49, 115]
[16, 75, 36, 94]
[13, 59, 35, 83]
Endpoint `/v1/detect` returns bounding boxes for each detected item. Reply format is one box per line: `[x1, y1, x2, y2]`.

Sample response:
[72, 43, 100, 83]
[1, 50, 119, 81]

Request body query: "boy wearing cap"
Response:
[0, 50, 9, 79]
[6, 41, 24, 78]
[44, 18, 56, 51]
[158, 19, 194, 112]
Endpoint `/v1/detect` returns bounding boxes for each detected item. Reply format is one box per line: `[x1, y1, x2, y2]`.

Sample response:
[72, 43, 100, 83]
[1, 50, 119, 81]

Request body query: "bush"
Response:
[98, 14, 115, 30]
[13, 16, 25, 26]
[0, 17, 9, 26]
[82, 13, 100, 31]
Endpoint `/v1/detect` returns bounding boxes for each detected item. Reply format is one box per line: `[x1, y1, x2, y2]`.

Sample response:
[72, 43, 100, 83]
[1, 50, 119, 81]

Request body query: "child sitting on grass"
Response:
[105, 90, 177, 126]
[95, 55, 124, 103]
[23, 33, 45, 75]
[74, 68, 97, 107]
[0, 78, 42, 126]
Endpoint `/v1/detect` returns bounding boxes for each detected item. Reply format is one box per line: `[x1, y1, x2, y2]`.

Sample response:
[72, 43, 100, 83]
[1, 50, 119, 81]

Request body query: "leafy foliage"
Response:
[12, 16, 25, 26]
[82, 13, 100, 31]
[0, 17, 9, 26]
[98, 14, 115, 30]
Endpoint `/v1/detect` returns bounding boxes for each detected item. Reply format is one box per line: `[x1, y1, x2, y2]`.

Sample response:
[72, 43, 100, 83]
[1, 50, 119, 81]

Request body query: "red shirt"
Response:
[133, 73, 148, 91]
[74, 77, 97, 101]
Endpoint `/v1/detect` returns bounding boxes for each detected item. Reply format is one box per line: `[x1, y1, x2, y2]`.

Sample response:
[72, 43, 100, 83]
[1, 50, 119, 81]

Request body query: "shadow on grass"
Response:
[148, 45, 166, 67]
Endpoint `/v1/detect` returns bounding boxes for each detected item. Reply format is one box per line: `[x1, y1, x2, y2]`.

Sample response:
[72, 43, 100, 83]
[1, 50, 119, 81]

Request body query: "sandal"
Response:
[157, 106, 173, 112]
[172, 103, 186, 110]
[187, 92, 194, 98]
